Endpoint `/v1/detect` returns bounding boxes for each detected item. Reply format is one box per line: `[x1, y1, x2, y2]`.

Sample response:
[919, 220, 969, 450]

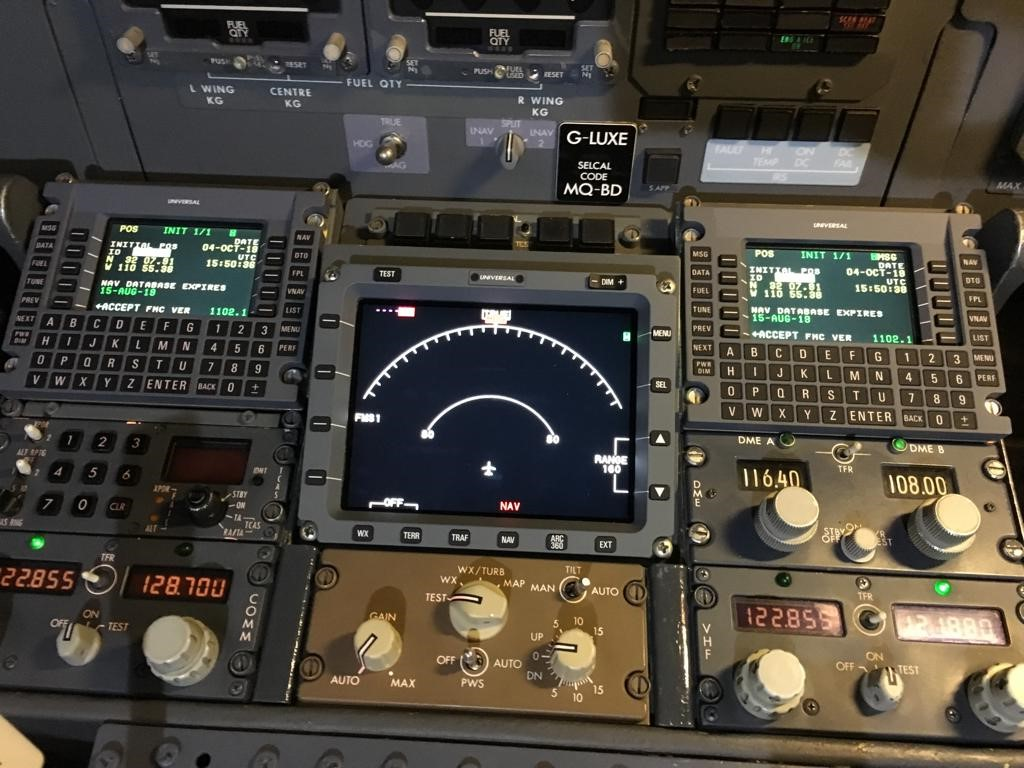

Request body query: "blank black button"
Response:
[579, 219, 616, 251]
[837, 109, 878, 143]
[392, 211, 432, 243]
[433, 214, 473, 245]
[644, 151, 681, 185]
[667, 10, 718, 29]
[754, 108, 794, 140]
[836, 0, 889, 7]
[536, 217, 574, 250]
[715, 106, 755, 139]
[721, 10, 772, 28]
[794, 108, 836, 141]
[826, 35, 879, 54]
[718, 33, 769, 50]
[476, 215, 514, 248]
[666, 34, 714, 51]
[777, 11, 830, 30]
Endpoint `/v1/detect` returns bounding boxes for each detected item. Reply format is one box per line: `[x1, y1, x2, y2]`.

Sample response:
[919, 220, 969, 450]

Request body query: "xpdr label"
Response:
[556, 122, 637, 204]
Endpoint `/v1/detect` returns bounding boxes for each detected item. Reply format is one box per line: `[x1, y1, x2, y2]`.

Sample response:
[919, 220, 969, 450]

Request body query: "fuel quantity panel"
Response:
[1, 181, 334, 410]
[680, 204, 1010, 441]
[29, 1, 961, 206]
[300, 242, 680, 558]
[0, 534, 275, 701]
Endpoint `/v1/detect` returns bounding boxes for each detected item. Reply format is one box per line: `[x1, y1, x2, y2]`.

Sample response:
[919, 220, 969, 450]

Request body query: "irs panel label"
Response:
[556, 122, 637, 204]
[701, 140, 870, 186]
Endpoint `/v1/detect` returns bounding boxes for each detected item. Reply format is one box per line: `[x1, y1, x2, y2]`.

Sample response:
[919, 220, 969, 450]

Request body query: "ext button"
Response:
[588, 274, 627, 290]
[594, 536, 617, 553]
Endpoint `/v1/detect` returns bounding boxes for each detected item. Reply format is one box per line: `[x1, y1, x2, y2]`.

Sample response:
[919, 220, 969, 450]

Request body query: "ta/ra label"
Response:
[92, 219, 262, 317]
[744, 245, 918, 344]
[556, 122, 637, 204]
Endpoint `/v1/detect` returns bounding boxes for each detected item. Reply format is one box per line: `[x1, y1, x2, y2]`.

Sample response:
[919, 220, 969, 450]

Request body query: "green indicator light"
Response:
[28, 535, 45, 551]
[934, 579, 953, 597]
[775, 572, 792, 588]
[890, 437, 908, 454]
[779, 432, 796, 448]
[622, 331, 632, 342]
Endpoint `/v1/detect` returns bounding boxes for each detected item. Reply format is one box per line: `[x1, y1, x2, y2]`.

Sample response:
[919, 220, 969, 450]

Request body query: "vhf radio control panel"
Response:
[676, 204, 1024, 745]
[1, 182, 336, 409]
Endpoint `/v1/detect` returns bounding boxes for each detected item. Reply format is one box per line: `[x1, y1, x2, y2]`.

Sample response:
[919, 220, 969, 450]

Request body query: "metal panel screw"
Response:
[2, 655, 16, 670]
[92, 748, 122, 768]
[984, 502, 997, 513]
[953, 203, 973, 215]
[688, 523, 711, 545]
[653, 537, 674, 559]
[624, 580, 647, 605]
[693, 585, 717, 608]
[985, 399, 1003, 416]
[682, 228, 701, 242]
[382, 753, 408, 768]
[625, 671, 651, 699]
[1017, 583, 1024, 599]
[55, 172, 76, 184]
[683, 196, 701, 207]
[3, 359, 17, 373]
[323, 267, 339, 282]
[229, 651, 255, 677]
[316, 752, 344, 768]
[248, 562, 273, 586]
[684, 446, 707, 466]
[685, 387, 707, 405]
[702, 705, 719, 723]
[1000, 538, 1024, 563]
[962, 236, 978, 248]
[694, 567, 711, 582]
[262, 502, 285, 523]
[698, 676, 723, 702]
[813, 78, 833, 97]
[946, 706, 961, 723]
[367, 217, 388, 236]
[803, 698, 820, 716]
[299, 521, 318, 542]
[306, 213, 325, 228]
[152, 741, 180, 767]
[685, 75, 701, 94]
[250, 749, 279, 768]
[983, 458, 1007, 481]
[300, 655, 324, 681]
[657, 278, 677, 295]
[44, 204, 59, 215]
[856, 576, 871, 591]
[619, 225, 641, 247]
[229, 680, 245, 696]
[315, 566, 339, 589]
[313, 182, 331, 194]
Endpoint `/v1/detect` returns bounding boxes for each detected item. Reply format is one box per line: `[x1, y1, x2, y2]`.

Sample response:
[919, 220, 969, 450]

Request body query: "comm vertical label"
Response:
[556, 122, 637, 204]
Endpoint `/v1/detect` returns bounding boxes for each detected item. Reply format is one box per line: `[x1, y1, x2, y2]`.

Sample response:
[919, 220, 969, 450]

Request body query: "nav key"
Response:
[588, 274, 627, 290]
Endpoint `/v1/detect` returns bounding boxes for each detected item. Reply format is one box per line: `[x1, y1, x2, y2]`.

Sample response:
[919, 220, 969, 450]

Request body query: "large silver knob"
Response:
[353, 618, 403, 672]
[968, 663, 1024, 733]
[56, 623, 102, 667]
[549, 628, 597, 685]
[860, 667, 904, 712]
[142, 616, 219, 687]
[449, 581, 508, 641]
[735, 648, 806, 719]
[908, 494, 980, 560]
[755, 487, 820, 552]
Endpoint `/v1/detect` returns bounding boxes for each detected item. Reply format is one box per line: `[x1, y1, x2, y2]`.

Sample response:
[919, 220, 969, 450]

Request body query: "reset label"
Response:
[556, 122, 637, 204]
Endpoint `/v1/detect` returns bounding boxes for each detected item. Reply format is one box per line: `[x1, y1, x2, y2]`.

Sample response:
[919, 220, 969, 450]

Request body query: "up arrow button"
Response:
[650, 430, 671, 446]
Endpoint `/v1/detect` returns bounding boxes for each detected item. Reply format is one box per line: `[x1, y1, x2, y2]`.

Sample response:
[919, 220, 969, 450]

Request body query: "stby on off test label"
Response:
[556, 122, 637, 204]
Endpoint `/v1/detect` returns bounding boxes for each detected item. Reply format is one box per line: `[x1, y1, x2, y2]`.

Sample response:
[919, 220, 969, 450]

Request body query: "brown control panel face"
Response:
[298, 550, 649, 722]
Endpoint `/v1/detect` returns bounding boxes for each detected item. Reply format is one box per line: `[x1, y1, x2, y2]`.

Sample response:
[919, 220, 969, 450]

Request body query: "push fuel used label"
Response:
[556, 122, 637, 204]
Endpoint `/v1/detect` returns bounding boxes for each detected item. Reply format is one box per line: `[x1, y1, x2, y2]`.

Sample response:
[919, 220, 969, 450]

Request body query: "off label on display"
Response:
[556, 122, 637, 204]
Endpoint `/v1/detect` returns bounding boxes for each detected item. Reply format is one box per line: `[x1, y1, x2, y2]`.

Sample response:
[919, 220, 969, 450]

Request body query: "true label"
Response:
[556, 122, 637, 204]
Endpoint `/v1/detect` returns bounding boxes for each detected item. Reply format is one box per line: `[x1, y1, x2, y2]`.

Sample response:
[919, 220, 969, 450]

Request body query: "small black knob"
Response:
[178, 486, 227, 527]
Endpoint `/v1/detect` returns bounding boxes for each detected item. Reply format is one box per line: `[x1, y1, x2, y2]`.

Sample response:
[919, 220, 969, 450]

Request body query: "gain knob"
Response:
[449, 580, 508, 641]
[56, 623, 102, 667]
[967, 663, 1024, 733]
[142, 615, 219, 687]
[549, 628, 597, 684]
[908, 493, 980, 561]
[841, 526, 878, 563]
[755, 487, 820, 552]
[859, 666, 904, 712]
[498, 132, 526, 170]
[175, 486, 228, 527]
[734, 648, 805, 719]
[353, 618, 403, 672]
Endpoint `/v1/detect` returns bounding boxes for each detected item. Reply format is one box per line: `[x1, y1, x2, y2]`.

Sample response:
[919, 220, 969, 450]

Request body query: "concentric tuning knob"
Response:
[734, 648, 806, 720]
[755, 487, 820, 552]
[908, 494, 980, 561]
[968, 663, 1024, 733]
[142, 615, 219, 687]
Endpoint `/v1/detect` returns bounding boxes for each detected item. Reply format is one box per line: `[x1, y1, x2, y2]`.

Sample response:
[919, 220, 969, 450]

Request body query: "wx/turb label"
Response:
[556, 122, 637, 204]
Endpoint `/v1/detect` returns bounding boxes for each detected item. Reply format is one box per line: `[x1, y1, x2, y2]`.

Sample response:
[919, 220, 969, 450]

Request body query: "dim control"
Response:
[549, 628, 597, 684]
[908, 494, 981, 561]
[593, 39, 617, 74]
[142, 615, 219, 687]
[55, 623, 102, 667]
[376, 133, 407, 167]
[859, 667, 904, 712]
[385, 34, 408, 67]
[968, 663, 1024, 733]
[841, 526, 878, 563]
[116, 26, 145, 55]
[175, 487, 228, 528]
[498, 132, 526, 171]
[448, 580, 508, 641]
[734, 649, 805, 720]
[322, 32, 348, 62]
[354, 618, 403, 672]
[755, 487, 820, 552]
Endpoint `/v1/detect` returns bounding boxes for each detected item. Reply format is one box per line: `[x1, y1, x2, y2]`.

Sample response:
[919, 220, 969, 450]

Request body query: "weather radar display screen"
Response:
[92, 219, 262, 317]
[745, 244, 918, 345]
[343, 301, 638, 522]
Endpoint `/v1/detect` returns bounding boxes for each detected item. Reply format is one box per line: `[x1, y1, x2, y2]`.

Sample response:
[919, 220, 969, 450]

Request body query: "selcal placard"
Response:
[556, 122, 637, 204]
